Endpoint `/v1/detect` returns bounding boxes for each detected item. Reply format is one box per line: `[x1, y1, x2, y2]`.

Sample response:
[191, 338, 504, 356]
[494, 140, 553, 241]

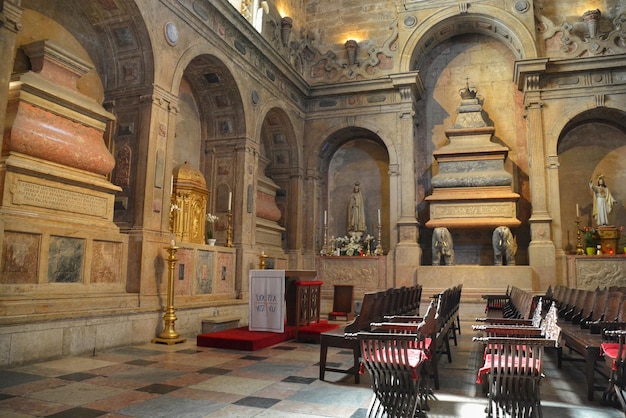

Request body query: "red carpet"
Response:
[296, 322, 341, 343]
[197, 326, 296, 351]
[196, 321, 340, 350]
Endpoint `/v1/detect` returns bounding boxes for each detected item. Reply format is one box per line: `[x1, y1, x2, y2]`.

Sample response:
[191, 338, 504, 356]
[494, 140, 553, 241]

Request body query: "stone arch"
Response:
[22, 0, 155, 95]
[310, 123, 397, 174]
[400, 4, 538, 72]
[176, 54, 246, 143]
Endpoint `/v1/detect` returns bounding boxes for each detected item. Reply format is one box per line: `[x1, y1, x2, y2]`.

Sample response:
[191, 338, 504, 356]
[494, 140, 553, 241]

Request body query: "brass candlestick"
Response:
[322, 224, 330, 256]
[374, 223, 383, 255]
[152, 242, 186, 345]
[226, 210, 233, 247]
[258, 252, 268, 269]
[575, 217, 585, 255]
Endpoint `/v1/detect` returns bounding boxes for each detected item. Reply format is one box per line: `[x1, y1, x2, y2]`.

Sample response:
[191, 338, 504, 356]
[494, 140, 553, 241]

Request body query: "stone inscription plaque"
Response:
[14, 180, 108, 218]
[432, 203, 514, 218]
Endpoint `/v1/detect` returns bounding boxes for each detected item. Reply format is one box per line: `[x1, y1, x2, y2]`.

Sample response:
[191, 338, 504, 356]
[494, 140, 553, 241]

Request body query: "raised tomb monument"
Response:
[426, 82, 520, 229]
[419, 84, 527, 300]
[1, 40, 130, 318]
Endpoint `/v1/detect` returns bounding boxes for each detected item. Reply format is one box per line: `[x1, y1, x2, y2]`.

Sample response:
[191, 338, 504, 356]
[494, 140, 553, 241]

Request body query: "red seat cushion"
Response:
[601, 342, 623, 370]
[361, 347, 430, 380]
[476, 354, 540, 384]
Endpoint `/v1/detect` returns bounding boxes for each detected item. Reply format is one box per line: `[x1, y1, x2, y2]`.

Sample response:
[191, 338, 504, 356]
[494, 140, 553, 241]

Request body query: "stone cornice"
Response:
[515, 55, 626, 96]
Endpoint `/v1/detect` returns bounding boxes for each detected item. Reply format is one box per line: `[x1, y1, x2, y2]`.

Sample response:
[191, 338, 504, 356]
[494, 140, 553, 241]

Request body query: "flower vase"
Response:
[207, 238, 216, 246]
[585, 247, 594, 255]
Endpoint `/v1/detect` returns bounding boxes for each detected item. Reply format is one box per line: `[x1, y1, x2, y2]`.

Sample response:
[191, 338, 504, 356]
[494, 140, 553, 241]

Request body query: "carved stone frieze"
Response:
[575, 257, 626, 289]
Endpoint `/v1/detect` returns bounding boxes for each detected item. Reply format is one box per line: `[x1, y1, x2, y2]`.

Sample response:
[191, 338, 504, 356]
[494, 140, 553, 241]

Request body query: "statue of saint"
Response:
[589, 174, 617, 226]
[347, 182, 366, 238]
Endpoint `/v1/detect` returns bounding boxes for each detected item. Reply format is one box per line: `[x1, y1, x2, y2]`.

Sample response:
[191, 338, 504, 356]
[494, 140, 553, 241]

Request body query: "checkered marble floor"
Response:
[1, 303, 623, 417]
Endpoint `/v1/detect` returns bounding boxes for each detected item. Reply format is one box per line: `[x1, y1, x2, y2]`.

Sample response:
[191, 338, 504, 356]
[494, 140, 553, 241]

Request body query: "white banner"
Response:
[249, 270, 285, 333]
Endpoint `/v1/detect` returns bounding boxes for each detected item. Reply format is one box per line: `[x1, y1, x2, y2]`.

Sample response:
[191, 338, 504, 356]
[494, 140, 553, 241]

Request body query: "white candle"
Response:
[576, 203, 580, 218]
[228, 192, 232, 211]
[378, 209, 381, 225]
[324, 210, 327, 225]
[170, 239, 175, 247]
[170, 175, 174, 195]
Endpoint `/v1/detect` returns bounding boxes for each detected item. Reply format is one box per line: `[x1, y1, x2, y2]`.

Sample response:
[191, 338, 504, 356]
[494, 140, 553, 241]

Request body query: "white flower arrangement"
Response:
[333, 234, 375, 256]
[206, 213, 219, 239]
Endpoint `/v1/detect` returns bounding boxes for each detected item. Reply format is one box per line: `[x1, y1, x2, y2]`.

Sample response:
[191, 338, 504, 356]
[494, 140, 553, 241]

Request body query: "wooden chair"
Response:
[328, 285, 354, 321]
[357, 301, 438, 418]
[319, 291, 385, 383]
[474, 302, 561, 417]
[475, 336, 556, 418]
[601, 329, 626, 416]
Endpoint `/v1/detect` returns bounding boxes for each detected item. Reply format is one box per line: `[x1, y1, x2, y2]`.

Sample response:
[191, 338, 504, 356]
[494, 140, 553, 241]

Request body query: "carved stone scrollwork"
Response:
[537, 10, 626, 58]
[300, 19, 399, 84]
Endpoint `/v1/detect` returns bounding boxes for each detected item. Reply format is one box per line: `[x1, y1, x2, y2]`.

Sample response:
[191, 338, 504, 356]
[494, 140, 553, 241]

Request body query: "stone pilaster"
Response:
[390, 72, 423, 287]
[519, 73, 556, 286]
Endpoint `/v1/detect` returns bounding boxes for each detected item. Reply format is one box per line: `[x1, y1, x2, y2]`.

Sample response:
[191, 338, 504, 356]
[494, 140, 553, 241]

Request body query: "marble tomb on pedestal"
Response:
[426, 84, 520, 229]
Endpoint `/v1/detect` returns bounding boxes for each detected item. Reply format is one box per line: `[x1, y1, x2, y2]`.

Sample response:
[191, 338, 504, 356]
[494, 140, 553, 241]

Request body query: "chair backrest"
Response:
[588, 288, 608, 322]
[483, 336, 551, 378]
[580, 290, 596, 318]
[345, 292, 379, 333]
[602, 291, 625, 322]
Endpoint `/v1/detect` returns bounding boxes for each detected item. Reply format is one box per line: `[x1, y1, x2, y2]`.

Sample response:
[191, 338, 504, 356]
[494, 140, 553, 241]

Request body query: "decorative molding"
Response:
[537, 10, 626, 58]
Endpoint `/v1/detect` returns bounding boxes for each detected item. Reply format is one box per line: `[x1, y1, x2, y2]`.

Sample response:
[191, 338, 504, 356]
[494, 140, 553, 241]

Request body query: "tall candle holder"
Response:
[152, 241, 187, 345]
[575, 217, 585, 255]
[374, 223, 384, 255]
[322, 224, 330, 255]
[226, 210, 234, 247]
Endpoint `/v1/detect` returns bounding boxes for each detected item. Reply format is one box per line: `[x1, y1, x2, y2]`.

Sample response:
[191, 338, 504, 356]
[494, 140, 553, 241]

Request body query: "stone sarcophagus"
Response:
[426, 84, 520, 229]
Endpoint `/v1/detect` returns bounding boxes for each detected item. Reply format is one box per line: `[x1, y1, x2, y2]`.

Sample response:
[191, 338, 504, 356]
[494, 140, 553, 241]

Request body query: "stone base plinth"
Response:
[417, 265, 533, 302]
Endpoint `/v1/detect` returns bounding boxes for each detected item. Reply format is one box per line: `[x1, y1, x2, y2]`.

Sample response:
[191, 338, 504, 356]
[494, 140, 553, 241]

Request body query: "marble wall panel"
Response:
[174, 248, 193, 296]
[195, 250, 214, 294]
[1, 231, 40, 284]
[91, 240, 123, 284]
[47, 236, 85, 283]
[215, 252, 234, 294]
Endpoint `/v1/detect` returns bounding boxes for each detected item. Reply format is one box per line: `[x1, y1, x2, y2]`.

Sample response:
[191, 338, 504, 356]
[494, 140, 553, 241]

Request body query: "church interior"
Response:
[1, 0, 626, 381]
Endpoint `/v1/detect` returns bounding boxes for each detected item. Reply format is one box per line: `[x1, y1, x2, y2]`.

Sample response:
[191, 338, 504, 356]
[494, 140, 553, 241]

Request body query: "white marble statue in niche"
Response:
[589, 174, 617, 226]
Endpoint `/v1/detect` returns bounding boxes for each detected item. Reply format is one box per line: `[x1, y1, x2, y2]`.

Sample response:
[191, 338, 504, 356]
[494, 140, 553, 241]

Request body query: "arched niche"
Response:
[322, 128, 390, 249]
[557, 108, 626, 254]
